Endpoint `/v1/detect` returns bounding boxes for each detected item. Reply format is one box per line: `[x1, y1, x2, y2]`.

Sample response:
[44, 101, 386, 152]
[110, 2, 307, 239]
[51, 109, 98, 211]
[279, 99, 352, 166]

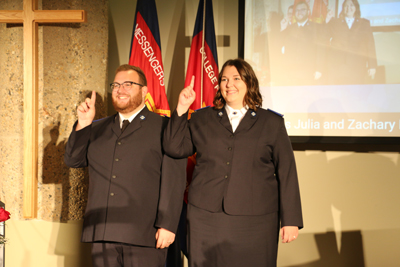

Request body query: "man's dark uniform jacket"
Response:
[64, 107, 186, 247]
[281, 20, 326, 86]
[163, 107, 303, 229]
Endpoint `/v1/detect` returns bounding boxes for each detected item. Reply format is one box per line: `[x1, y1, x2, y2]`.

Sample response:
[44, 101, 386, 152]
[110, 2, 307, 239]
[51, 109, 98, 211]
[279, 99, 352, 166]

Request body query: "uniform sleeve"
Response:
[64, 121, 91, 168]
[273, 118, 303, 229]
[155, 154, 187, 233]
[163, 109, 195, 158]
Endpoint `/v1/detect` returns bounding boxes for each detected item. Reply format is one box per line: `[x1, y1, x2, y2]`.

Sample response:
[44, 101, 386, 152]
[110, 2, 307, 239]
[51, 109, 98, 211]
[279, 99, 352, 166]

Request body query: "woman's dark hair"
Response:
[213, 58, 262, 110]
[339, 0, 361, 19]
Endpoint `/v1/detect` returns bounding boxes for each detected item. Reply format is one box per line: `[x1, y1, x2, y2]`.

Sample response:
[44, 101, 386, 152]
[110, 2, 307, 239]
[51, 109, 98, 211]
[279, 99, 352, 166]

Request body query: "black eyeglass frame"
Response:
[110, 81, 144, 90]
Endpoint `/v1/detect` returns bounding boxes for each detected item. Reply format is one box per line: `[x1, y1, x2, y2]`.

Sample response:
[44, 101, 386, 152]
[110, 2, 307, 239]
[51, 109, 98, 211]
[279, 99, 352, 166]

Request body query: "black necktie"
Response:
[121, 119, 130, 133]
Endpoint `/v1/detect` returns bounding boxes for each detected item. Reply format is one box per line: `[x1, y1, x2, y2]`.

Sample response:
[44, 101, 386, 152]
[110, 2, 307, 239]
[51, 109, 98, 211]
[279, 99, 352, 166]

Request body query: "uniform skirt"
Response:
[187, 203, 280, 267]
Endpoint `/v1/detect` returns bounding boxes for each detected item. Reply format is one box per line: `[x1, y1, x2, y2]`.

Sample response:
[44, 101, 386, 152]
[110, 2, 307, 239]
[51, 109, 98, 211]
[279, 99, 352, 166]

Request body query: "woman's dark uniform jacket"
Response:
[327, 17, 377, 84]
[163, 107, 303, 228]
[64, 107, 186, 247]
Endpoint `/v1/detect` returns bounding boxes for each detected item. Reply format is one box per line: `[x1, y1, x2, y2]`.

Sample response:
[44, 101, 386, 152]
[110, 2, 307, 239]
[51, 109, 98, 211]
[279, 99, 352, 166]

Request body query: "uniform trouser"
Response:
[91, 242, 168, 267]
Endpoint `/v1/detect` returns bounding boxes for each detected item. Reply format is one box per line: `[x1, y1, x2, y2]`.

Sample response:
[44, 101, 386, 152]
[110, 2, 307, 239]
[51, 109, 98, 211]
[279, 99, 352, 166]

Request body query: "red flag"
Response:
[129, 0, 170, 117]
[186, 0, 219, 114]
[311, 0, 328, 23]
[185, 0, 219, 202]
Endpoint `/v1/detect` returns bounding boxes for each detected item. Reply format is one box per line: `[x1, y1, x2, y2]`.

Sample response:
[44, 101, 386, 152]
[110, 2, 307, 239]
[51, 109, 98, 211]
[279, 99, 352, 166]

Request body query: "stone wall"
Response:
[0, 0, 108, 221]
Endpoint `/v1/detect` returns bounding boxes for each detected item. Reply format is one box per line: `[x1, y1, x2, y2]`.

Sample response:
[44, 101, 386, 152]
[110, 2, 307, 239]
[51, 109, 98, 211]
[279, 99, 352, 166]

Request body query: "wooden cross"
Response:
[0, 0, 86, 218]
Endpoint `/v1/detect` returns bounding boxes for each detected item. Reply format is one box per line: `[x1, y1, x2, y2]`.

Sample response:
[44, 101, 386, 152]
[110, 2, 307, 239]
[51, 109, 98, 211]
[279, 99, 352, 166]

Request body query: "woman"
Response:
[326, 0, 377, 85]
[163, 59, 303, 266]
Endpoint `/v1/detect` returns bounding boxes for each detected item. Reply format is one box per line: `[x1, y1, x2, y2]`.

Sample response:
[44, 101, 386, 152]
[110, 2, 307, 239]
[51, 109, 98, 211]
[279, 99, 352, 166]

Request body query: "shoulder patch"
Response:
[267, 108, 284, 117]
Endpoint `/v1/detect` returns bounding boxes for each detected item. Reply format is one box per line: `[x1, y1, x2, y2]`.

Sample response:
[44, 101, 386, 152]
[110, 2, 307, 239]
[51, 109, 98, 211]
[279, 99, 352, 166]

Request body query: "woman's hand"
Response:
[326, 9, 334, 23]
[176, 76, 195, 116]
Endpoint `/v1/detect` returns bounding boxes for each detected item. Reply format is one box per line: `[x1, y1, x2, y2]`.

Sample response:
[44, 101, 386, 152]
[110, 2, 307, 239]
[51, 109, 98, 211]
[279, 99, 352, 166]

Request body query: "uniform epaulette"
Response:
[93, 117, 107, 123]
[267, 108, 284, 117]
[194, 106, 211, 112]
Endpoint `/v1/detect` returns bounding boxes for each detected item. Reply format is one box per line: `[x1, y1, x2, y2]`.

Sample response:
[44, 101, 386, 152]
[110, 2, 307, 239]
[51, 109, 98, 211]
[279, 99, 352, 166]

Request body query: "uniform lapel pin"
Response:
[140, 115, 145, 120]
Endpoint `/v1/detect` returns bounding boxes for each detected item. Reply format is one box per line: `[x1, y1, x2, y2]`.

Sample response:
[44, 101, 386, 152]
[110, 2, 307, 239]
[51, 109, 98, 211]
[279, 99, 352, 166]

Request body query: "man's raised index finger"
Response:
[90, 91, 96, 106]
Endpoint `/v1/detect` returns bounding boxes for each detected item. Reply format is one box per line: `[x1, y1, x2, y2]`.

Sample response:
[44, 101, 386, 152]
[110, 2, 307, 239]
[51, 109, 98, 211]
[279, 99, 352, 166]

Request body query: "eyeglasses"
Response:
[110, 81, 143, 91]
[295, 8, 308, 13]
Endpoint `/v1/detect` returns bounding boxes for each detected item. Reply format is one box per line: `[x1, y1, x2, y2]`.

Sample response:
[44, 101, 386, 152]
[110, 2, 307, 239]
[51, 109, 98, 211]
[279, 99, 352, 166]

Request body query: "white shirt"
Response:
[225, 104, 248, 132]
[345, 17, 355, 29]
[282, 19, 308, 54]
[118, 104, 146, 128]
[297, 19, 308, 27]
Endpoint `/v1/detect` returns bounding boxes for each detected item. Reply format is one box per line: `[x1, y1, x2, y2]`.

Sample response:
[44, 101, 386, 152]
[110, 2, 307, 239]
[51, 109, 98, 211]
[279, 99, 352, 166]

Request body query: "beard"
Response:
[112, 89, 143, 114]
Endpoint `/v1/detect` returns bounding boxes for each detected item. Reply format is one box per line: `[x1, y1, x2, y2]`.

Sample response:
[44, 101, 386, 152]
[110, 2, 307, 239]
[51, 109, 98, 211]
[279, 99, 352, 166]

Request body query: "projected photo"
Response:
[244, 0, 400, 137]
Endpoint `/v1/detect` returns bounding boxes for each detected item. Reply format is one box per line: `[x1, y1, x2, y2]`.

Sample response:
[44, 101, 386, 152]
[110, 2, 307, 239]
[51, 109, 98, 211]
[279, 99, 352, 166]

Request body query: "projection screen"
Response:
[243, 0, 400, 141]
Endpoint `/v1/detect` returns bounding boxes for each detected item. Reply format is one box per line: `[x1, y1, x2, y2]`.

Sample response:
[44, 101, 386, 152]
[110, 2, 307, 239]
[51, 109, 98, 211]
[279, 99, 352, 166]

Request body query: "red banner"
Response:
[185, 0, 219, 114]
[185, 0, 219, 202]
[129, 0, 170, 116]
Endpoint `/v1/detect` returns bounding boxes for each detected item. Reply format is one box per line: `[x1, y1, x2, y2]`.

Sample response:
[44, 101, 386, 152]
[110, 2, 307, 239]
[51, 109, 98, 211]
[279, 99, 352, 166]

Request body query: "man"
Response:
[64, 64, 186, 267]
[280, 1, 326, 86]
[280, 5, 294, 32]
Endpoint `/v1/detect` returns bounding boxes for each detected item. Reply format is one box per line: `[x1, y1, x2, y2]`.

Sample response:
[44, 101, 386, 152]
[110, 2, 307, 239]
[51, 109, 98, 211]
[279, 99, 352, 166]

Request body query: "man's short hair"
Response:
[295, 1, 310, 12]
[115, 64, 147, 86]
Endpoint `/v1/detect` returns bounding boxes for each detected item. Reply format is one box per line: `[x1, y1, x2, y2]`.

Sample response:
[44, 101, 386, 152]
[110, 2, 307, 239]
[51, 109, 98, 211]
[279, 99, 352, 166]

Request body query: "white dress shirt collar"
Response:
[345, 17, 355, 29]
[224, 104, 248, 132]
[297, 19, 308, 27]
[119, 104, 146, 128]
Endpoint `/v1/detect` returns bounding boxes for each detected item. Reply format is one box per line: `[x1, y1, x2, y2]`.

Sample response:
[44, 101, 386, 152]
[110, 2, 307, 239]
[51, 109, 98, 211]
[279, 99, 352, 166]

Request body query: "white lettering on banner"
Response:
[347, 119, 395, 132]
[288, 118, 396, 132]
[294, 119, 320, 129]
[134, 24, 164, 86]
[324, 120, 345, 129]
[199, 47, 219, 90]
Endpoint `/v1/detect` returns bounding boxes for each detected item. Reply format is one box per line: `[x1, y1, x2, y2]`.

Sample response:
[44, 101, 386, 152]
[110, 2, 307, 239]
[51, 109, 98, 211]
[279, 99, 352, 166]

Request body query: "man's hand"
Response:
[368, 68, 376, 79]
[76, 90, 96, 131]
[280, 226, 299, 243]
[155, 228, 175, 249]
[281, 18, 289, 31]
[176, 76, 196, 116]
[314, 71, 322, 80]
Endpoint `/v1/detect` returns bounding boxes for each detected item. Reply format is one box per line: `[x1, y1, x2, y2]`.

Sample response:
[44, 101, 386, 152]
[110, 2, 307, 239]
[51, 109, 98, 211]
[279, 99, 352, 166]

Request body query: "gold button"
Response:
[110, 193, 114, 196]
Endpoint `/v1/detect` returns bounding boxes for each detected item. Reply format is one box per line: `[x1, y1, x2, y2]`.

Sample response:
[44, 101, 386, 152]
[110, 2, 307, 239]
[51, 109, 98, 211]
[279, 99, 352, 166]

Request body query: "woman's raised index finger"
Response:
[189, 76, 195, 89]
